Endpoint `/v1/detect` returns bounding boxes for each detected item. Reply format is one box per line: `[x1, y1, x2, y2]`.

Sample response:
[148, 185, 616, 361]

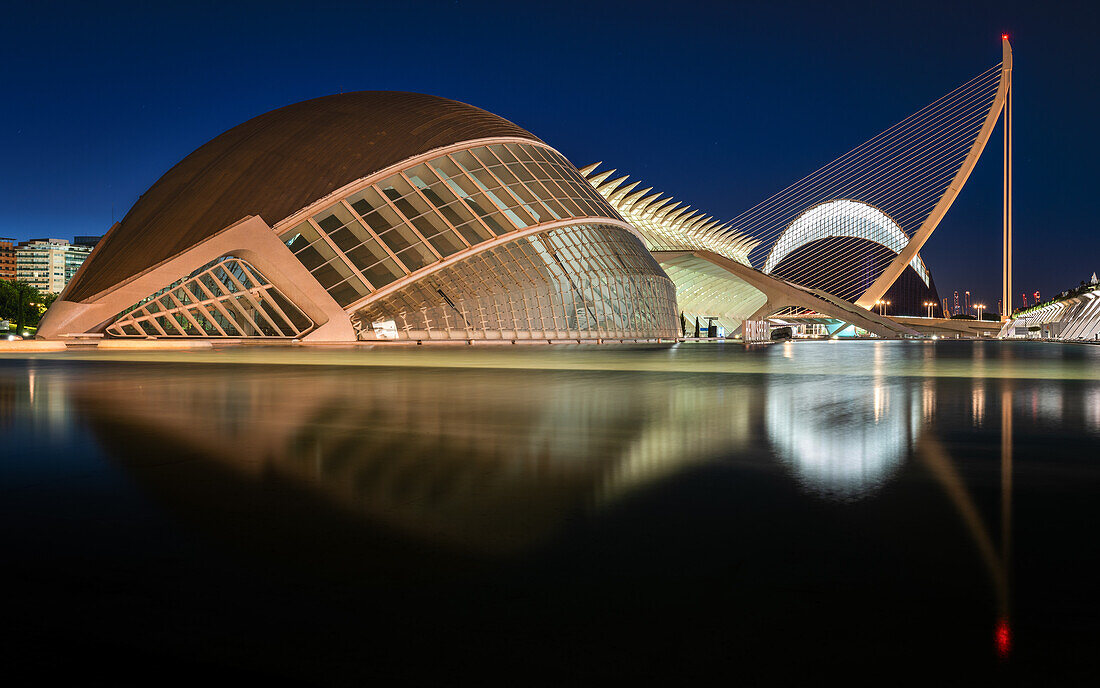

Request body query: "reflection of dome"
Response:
[766, 378, 908, 501]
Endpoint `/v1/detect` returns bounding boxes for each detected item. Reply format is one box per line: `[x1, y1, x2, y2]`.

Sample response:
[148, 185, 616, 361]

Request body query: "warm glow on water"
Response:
[0, 340, 1096, 681]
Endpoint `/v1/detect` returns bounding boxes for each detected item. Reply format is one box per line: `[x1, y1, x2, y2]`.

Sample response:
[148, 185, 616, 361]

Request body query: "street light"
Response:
[923, 301, 935, 318]
[975, 303, 985, 320]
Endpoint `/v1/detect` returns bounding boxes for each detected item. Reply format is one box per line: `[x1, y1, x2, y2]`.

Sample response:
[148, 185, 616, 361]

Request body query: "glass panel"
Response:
[396, 243, 436, 272]
[469, 168, 502, 191]
[411, 213, 458, 244]
[450, 149, 483, 172]
[345, 240, 392, 271]
[312, 258, 353, 289]
[437, 200, 475, 228]
[389, 189, 431, 221]
[329, 278, 369, 308]
[283, 221, 317, 252]
[268, 291, 313, 332]
[377, 224, 423, 253]
[404, 164, 441, 188]
[257, 297, 293, 335]
[507, 143, 533, 161]
[314, 204, 357, 233]
[294, 244, 330, 271]
[422, 181, 459, 208]
[489, 144, 517, 163]
[433, 158, 483, 198]
[378, 174, 416, 201]
[350, 223, 677, 341]
[507, 161, 535, 183]
[454, 220, 493, 246]
[360, 258, 403, 289]
[329, 217, 372, 251]
[348, 187, 385, 216]
[426, 230, 464, 257]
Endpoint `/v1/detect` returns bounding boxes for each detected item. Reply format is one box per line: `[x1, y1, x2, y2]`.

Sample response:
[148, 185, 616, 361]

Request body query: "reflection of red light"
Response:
[995, 617, 1012, 658]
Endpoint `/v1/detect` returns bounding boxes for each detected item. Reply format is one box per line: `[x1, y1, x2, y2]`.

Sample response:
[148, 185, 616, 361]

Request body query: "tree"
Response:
[0, 281, 44, 336]
[0, 280, 17, 326]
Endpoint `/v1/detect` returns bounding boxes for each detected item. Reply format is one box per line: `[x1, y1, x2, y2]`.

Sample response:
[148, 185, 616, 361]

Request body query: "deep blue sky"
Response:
[2, 0, 1096, 310]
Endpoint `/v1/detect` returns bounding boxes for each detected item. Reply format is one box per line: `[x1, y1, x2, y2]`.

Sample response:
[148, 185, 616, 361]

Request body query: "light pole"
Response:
[976, 303, 985, 321]
[924, 301, 935, 318]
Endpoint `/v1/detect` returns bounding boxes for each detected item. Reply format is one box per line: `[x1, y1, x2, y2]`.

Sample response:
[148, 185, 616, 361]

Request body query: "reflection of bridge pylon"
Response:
[917, 384, 1014, 658]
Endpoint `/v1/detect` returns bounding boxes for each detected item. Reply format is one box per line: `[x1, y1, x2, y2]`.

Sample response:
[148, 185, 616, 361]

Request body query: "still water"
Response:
[1, 340, 1097, 682]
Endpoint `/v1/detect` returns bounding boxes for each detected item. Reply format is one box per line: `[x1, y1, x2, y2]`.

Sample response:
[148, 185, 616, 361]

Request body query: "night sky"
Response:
[2, 0, 1097, 311]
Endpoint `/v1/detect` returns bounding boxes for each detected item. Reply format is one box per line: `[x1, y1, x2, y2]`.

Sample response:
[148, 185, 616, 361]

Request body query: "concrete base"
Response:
[97, 340, 214, 350]
[0, 340, 68, 352]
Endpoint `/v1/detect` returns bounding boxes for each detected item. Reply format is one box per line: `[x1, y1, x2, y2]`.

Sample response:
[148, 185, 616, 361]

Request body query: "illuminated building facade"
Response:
[39, 93, 678, 342]
[0, 238, 15, 282]
[15, 239, 93, 294]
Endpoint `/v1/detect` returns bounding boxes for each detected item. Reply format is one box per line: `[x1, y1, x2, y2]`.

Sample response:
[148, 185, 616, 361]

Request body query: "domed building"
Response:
[762, 200, 940, 317]
[40, 92, 679, 342]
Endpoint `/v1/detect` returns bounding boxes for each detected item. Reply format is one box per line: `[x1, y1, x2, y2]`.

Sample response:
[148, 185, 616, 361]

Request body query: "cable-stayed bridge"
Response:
[583, 36, 1013, 337]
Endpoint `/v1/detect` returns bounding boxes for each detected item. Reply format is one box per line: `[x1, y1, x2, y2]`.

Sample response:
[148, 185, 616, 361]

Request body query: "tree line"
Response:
[0, 281, 57, 335]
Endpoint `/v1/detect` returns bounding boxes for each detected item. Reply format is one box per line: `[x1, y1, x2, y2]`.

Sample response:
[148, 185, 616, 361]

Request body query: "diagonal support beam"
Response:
[857, 36, 1013, 309]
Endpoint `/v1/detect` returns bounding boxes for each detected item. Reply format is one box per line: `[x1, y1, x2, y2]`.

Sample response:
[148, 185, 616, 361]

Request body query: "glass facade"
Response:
[351, 223, 678, 341]
[106, 257, 313, 338]
[278, 142, 622, 309]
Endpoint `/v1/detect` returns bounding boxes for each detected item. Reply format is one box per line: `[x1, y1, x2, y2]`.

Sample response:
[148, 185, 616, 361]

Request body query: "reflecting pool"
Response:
[1, 340, 1097, 682]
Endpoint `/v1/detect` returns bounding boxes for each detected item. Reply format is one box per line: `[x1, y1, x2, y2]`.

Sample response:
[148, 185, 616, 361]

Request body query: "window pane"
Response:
[314, 204, 356, 233]
[411, 212, 452, 240]
[377, 224, 422, 253]
[489, 144, 517, 163]
[312, 260, 347, 289]
[361, 258, 403, 289]
[330, 278, 369, 307]
[427, 230, 465, 257]
[454, 221, 493, 246]
[284, 221, 319, 252]
[348, 187, 386, 216]
[345, 240, 392, 271]
[451, 149, 482, 171]
[397, 243, 436, 271]
[378, 174, 416, 201]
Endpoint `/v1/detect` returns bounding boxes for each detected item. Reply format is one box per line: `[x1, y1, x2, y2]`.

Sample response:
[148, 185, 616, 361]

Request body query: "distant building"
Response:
[15, 238, 94, 294]
[73, 235, 102, 248]
[0, 238, 15, 282]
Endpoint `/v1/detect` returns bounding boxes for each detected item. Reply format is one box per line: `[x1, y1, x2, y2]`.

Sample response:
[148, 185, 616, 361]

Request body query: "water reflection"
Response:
[64, 366, 768, 555]
[766, 376, 918, 501]
[4, 340, 1097, 674]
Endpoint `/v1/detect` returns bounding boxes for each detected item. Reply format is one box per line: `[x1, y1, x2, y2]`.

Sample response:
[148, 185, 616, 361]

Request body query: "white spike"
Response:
[588, 168, 617, 187]
[663, 206, 692, 226]
[598, 175, 630, 195]
[621, 187, 652, 210]
[641, 197, 674, 218]
[578, 162, 602, 177]
[675, 211, 704, 232]
[632, 192, 664, 214]
[609, 180, 642, 204]
[654, 201, 683, 222]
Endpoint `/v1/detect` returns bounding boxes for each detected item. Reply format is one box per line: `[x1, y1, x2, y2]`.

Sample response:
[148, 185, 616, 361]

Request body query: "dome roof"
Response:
[66, 91, 542, 302]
